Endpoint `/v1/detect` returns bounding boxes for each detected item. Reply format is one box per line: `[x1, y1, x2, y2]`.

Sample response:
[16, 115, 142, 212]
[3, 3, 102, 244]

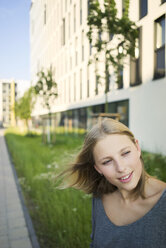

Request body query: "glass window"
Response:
[154, 15, 165, 79]
[139, 0, 148, 19]
[78, 108, 87, 129]
[62, 18, 65, 46]
[75, 37, 78, 66]
[156, 17, 165, 49]
[87, 0, 90, 17]
[122, 0, 125, 15]
[68, 13, 71, 39]
[117, 69, 123, 89]
[108, 75, 111, 91]
[70, 56, 72, 70]
[74, 4, 76, 32]
[65, 0, 67, 11]
[117, 44, 124, 89]
[130, 28, 142, 86]
[92, 104, 105, 114]
[89, 42, 92, 56]
[80, 0, 82, 25]
[108, 100, 129, 126]
[95, 75, 99, 95]
[82, 30, 84, 61]
[44, 4, 46, 25]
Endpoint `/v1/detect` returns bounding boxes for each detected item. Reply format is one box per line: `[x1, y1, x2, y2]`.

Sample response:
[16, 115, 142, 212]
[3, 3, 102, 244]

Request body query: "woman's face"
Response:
[93, 134, 142, 195]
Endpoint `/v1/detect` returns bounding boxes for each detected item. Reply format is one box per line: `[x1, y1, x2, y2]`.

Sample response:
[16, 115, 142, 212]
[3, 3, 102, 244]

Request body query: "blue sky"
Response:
[0, 0, 31, 81]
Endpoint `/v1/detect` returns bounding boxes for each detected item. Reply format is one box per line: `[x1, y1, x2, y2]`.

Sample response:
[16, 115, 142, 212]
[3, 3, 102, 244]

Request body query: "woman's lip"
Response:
[118, 172, 133, 183]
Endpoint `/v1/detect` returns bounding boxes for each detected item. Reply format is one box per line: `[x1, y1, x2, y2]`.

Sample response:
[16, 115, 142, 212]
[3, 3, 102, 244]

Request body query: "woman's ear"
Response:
[135, 139, 141, 156]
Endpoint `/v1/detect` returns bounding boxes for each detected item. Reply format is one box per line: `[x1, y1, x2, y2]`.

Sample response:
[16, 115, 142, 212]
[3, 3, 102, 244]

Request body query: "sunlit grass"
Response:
[5, 128, 91, 248]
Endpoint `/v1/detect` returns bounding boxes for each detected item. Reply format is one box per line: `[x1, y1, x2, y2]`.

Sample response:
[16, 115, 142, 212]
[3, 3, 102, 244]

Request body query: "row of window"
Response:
[61, 2, 83, 46]
[54, 31, 85, 80]
[35, 2, 166, 104]
[34, 99, 129, 130]
[30, 0, 166, 58]
[43, 0, 166, 44]
[59, 64, 124, 105]
[131, 14, 166, 86]
[59, 16, 165, 105]
[43, 0, 83, 34]
[58, 15, 165, 102]
[44, 0, 166, 28]
[60, 67, 89, 104]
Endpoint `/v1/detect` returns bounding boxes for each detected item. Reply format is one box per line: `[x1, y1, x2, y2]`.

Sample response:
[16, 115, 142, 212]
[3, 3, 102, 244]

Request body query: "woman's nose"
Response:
[115, 159, 126, 173]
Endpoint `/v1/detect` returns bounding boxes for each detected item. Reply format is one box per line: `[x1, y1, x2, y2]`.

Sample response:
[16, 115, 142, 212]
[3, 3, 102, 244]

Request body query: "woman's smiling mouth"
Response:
[118, 172, 133, 183]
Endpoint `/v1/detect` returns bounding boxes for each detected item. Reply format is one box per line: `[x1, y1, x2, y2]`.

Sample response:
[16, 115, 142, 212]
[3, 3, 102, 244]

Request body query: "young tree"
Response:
[87, 0, 138, 112]
[34, 66, 58, 144]
[15, 87, 35, 131]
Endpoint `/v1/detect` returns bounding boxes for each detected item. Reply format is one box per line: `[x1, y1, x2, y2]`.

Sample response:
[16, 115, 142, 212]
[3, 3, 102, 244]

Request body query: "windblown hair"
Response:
[59, 118, 149, 199]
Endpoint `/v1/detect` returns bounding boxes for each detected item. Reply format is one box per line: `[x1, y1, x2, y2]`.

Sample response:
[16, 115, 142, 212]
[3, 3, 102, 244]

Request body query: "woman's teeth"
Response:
[120, 173, 131, 180]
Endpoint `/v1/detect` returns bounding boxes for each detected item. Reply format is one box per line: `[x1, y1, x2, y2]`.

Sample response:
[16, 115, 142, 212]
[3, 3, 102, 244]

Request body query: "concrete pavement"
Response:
[0, 129, 40, 248]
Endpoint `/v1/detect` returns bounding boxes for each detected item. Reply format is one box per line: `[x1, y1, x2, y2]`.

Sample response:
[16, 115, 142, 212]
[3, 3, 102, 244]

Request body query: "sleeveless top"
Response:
[90, 189, 166, 248]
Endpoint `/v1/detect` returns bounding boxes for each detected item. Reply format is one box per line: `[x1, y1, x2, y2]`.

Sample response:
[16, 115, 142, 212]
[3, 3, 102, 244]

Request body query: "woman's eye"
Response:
[122, 151, 130, 156]
[103, 160, 112, 165]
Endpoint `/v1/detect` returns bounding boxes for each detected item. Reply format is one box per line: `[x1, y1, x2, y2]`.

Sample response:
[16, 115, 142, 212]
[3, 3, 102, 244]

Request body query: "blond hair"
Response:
[59, 118, 149, 199]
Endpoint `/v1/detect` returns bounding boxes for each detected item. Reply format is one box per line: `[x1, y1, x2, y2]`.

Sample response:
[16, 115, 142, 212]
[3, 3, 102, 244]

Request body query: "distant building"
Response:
[30, 0, 166, 155]
[0, 79, 30, 127]
[0, 80, 17, 127]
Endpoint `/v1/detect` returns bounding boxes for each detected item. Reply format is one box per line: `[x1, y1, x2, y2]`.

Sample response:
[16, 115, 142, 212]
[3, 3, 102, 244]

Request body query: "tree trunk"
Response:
[25, 119, 29, 133]
[47, 112, 51, 144]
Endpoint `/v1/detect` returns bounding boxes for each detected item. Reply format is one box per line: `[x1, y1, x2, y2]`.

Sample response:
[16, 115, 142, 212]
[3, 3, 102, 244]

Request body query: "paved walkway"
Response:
[0, 129, 40, 248]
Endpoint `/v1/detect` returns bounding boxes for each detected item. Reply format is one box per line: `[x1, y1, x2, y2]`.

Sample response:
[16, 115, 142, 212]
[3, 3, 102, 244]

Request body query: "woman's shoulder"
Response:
[145, 177, 166, 199]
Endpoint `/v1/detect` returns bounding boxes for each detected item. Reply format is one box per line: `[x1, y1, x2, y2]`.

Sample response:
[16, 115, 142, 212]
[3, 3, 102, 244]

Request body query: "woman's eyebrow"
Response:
[119, 146, 131, 152]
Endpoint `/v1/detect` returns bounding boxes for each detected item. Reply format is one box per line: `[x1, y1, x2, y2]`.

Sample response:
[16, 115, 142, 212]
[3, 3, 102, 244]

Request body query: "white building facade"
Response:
[30, 0, 166, 155]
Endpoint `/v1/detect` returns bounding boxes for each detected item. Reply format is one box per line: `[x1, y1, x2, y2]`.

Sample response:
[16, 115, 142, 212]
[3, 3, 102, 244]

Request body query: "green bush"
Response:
[142, 151, 166, 182]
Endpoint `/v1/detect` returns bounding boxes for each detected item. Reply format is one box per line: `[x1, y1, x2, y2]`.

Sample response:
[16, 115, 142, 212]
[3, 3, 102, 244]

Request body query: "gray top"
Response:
[90, 189, 166, 248]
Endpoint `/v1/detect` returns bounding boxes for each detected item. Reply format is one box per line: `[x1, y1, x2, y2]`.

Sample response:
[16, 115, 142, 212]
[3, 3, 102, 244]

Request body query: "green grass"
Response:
[5, 128, 166, 248]
[5, 128, 91, 248]
[142, 151, 166, 182]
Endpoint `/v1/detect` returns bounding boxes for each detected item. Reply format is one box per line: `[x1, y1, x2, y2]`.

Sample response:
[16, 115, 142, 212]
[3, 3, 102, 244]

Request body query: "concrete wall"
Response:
[130, 78, 166, 155]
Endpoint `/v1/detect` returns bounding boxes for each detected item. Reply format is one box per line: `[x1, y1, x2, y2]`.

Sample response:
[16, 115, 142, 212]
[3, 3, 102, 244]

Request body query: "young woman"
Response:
[61, 118, 166, 248]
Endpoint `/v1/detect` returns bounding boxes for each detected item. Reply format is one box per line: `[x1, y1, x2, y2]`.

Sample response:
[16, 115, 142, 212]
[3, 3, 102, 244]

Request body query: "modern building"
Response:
[30, 0, 166, 155]
[0, 80, 17, 127]
[0, 79, 31, 128]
